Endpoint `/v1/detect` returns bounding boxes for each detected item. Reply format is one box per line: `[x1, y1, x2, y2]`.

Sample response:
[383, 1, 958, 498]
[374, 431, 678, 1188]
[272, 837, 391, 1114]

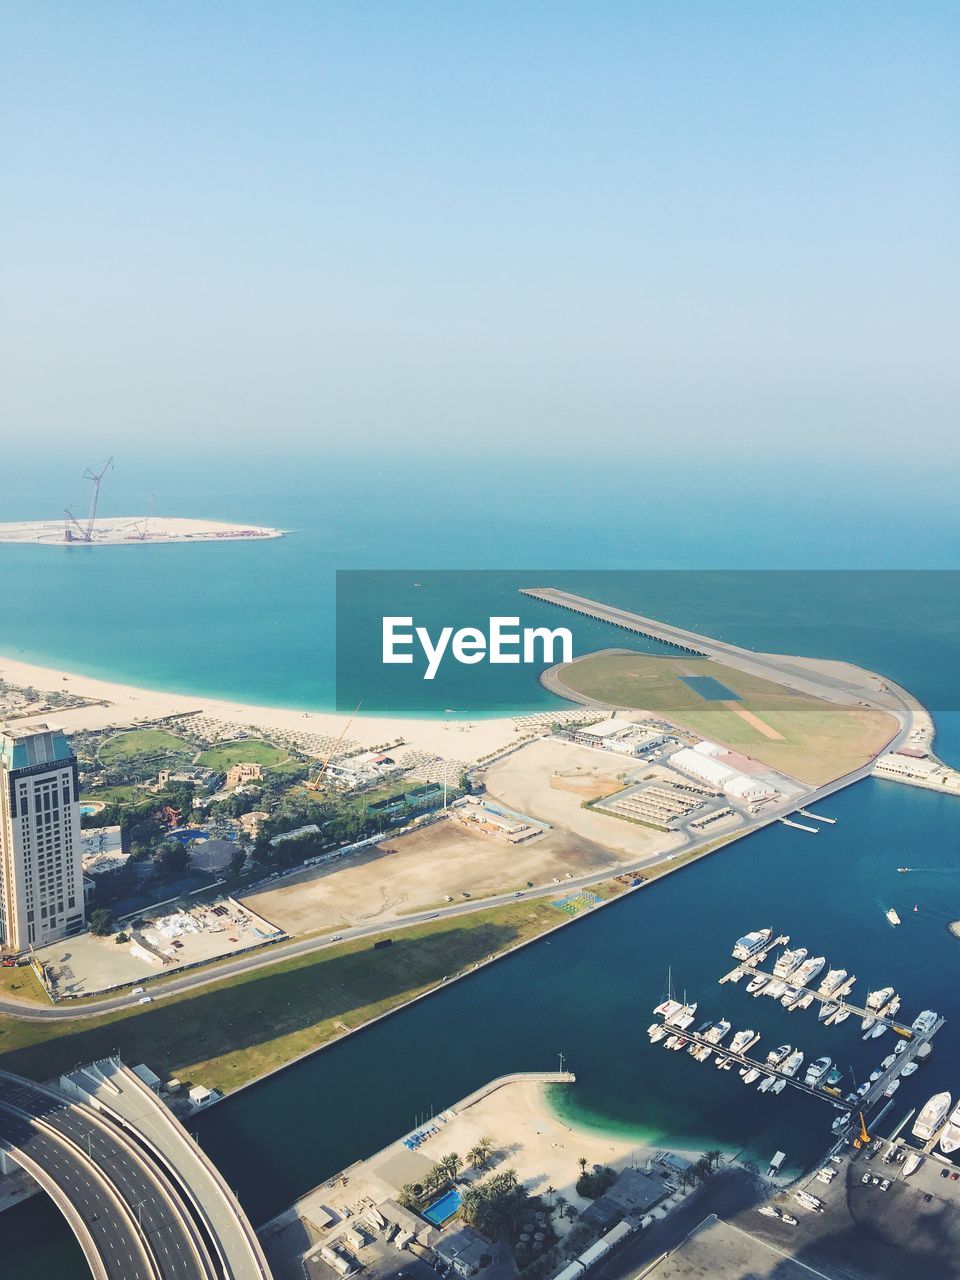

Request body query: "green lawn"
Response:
[80, 783, 146, 807]
[196, 739, 290, 770]
[0, 899, 560, 1094]
[0, 965, 47, 1006]
[556, 651, 896, 784]
[98, 729, 194, 765]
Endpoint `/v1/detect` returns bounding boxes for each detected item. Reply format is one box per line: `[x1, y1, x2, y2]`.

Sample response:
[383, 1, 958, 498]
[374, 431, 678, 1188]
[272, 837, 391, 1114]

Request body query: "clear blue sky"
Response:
[2, 2, 957, 465]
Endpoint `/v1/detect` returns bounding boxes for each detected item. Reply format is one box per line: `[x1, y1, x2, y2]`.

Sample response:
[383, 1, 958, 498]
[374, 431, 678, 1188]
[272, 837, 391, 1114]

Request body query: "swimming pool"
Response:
[167, 828, 210, 844]
[421, 1188, 462, 1226]
[80, 803, 104, 816]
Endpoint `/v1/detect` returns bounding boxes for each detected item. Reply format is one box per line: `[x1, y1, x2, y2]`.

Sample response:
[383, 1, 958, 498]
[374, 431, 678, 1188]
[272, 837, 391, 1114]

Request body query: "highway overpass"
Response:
[0, 1065, 272, 1280]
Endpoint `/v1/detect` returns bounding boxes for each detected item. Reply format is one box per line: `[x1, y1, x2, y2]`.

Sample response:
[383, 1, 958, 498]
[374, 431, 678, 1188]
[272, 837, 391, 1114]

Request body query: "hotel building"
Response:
[0, 724, 85, 951]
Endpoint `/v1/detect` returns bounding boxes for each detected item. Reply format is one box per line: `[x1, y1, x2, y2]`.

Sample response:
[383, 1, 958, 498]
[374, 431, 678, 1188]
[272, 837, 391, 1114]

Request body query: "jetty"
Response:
[520, 586, 913, 715]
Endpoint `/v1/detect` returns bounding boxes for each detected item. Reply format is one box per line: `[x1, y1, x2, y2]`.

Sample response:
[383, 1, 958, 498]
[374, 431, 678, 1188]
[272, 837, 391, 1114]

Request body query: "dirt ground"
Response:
[482, 739, 684, 861]
[35, 897, 280, 996]
[241, 813, 625, 936]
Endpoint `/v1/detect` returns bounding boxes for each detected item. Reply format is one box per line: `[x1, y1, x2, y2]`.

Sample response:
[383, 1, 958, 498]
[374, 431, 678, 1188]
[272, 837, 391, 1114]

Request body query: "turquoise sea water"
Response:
[1, 454, 959, 1276]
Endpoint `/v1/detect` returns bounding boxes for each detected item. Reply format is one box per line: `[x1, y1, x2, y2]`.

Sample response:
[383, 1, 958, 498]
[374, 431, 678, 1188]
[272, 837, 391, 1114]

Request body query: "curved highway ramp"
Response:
[0, 1064, 272, 1280]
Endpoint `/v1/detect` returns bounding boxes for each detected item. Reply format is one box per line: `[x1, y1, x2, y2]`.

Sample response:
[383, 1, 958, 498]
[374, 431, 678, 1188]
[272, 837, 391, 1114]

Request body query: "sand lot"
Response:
[241, 814, 624, 936]
[483, 740, 683, 861]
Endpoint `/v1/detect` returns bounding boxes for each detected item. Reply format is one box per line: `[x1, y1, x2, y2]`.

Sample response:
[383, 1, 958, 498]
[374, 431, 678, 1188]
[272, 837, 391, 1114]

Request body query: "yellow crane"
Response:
[305, 701, 362, 791]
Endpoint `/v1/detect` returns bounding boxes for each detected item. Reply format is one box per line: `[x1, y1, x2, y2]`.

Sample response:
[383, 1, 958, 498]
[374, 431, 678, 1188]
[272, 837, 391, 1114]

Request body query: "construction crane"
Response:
[64, 457, 114, 542]
[305, 701, 362, 791]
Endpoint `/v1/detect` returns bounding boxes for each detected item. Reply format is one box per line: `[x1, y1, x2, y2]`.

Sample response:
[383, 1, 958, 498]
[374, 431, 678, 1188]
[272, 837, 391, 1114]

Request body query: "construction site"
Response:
[0, 457, 283, 545]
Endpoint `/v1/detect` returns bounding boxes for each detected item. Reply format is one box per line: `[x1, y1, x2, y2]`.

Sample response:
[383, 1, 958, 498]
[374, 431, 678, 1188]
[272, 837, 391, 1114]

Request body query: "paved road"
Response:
[0, 752, 894, 1026]
[0, 604, 917, 1025]
[0, 1072, 214, 1280]
[0, 1104, 153, 1280]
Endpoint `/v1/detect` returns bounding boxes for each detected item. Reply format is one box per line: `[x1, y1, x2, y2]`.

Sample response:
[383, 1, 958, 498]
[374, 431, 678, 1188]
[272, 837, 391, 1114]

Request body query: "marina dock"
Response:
[779, 817, 818, 833]
[651, 927, 945, 1138]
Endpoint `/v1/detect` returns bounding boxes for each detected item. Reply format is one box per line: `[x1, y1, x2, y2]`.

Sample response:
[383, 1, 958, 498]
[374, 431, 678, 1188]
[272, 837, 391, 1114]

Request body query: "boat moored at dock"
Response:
[733, 928, 773, 961]
[914, 1092, 952, 1142]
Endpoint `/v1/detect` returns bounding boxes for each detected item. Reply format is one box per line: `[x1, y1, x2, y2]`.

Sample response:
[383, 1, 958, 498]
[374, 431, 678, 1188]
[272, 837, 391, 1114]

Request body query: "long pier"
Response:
[520, 586, 910, 716]
[655, 1026, 852, 1109]
[740, 962, 914, 1037]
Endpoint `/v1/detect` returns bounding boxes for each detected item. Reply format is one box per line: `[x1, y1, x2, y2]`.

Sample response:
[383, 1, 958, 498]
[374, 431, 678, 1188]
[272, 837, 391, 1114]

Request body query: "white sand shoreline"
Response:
[0, 652, 532, 762]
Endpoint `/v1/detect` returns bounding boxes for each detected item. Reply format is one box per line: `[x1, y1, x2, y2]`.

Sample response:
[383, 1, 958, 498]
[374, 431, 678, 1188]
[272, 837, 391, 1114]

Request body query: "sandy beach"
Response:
[0, 651, 535, 762]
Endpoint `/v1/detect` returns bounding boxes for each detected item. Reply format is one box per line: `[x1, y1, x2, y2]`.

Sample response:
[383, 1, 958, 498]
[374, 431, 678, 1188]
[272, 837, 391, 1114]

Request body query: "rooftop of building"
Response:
[0, 723, 74, 771]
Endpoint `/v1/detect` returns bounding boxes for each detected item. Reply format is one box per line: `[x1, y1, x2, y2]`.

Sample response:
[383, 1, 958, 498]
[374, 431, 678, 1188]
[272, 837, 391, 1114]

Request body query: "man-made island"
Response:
[0, 516, 285, 545]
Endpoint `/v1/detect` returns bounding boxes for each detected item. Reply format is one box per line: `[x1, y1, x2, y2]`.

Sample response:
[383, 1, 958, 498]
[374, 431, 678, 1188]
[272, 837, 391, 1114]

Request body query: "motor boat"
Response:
[913, 1092, 952, 1142]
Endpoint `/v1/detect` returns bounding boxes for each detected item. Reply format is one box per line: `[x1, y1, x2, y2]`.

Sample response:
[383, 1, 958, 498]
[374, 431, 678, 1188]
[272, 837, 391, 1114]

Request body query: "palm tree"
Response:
[545, 1184, 556, 1206]
[705, 1149, 724, 1172]
[443, 1152, 462, 1179]
[467, 1144, 486, 1170]
[577, 1156, 588, 1176]
[555, 1194, 569, 1220]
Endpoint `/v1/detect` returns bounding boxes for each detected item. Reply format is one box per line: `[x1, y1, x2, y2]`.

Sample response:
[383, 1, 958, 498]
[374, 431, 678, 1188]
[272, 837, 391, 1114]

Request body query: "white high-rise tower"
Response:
[0, 724, 85, 951]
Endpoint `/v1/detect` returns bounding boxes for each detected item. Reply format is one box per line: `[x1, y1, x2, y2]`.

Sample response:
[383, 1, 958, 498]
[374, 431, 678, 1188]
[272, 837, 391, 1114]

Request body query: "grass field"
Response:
[196, 739, 290, 770]
[98, 729, 194, 764]
[556, 652, 896, 784]
[0, 900, 561, 1094]
[80, 783, 145, 806]
[0, 965, 47, 1006]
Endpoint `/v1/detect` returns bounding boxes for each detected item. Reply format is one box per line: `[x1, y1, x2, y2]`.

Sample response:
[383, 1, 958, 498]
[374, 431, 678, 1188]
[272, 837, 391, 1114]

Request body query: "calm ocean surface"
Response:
[1, 454, 959, 1275]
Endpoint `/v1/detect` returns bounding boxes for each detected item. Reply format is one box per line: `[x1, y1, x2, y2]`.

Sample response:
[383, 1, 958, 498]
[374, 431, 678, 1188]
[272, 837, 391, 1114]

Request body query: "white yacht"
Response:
[901, 1061, 919, 1077]
[668, 1002, 698, 1030]
[704, 1018, 732, 1045]
[914, 1092, 952, 1142]
[733, 928, 773, 961]
[742, 1067, 761, 1084]
[818, 968, 848, 997]
[886, 907, 901, 926]
[770, 1078, 787, 1095]
[795, 991, 816, 1010]
[884, 1079, 901, 1098]
[653, 997, 684, 1020]
[829, 1005, 852, 1025]
[728, 1028, 758, 1055]
[861, 988, 895, 1031]
[902, 1152, 923, 1177]
[804, 1056, 832, 1087]
[912, 1009, 938, 1036]
[747, 974, 769, 996]
[819, 1000, 840, 1022]
[648, 1024, 667, 1043]
[794, 955, 826, 987]
[939, 1102, 960, 1155]
[764, 979, 787, 1000]
[765, 1044, 792, 1068]
[780, 984, 802, 1007]
[780, 1049, 804, 1078]
[757, 1074, 776, 1093]
[773, 946, 808, 978]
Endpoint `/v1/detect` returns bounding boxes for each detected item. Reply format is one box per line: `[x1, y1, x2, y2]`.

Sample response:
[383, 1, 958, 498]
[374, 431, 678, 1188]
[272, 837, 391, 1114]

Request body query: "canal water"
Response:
[1, 553, 959, 1275]
[5, 761, 960, 1277]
